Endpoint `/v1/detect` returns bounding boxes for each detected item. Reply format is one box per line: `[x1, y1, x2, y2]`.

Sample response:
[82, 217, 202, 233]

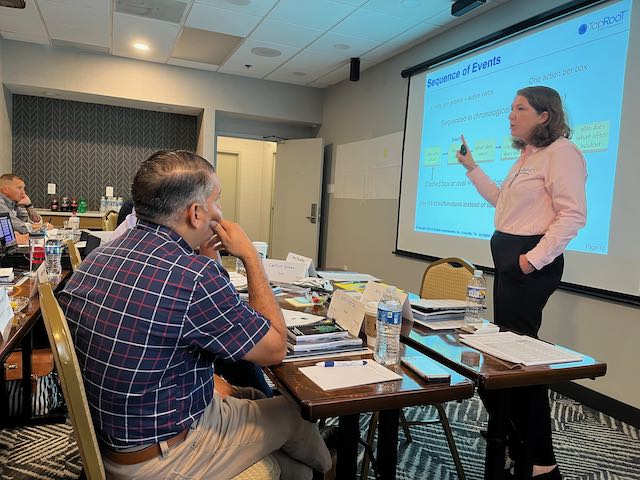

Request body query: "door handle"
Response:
[306, 203, 317, 224]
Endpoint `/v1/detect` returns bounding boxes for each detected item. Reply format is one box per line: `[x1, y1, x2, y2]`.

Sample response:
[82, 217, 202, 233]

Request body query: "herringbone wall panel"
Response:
[11, 95, 197, 210]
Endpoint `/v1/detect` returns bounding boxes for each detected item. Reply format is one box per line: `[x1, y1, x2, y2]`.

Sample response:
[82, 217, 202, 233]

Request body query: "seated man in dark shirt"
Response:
[59, 150, 330, 479]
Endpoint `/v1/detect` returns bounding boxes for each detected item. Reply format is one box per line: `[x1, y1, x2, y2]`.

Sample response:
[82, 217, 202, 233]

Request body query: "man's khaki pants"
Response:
[103, 391, 331, 480]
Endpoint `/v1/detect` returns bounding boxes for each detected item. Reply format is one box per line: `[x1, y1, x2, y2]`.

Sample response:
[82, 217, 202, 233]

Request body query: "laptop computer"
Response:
[0, 212, 17, 253]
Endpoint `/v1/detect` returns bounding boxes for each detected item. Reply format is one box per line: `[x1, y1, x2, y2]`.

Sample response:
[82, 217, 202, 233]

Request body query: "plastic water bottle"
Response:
[464, 270, 486, 324]
[374, 286, 402, 365]
[69, 212, 81, 242]
[45, 239, 63, 280]
[99, 196, 106, 212]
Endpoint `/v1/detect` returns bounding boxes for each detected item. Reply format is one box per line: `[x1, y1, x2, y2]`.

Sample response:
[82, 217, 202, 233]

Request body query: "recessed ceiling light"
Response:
[251, 47, 281, 57]
[333, 43, 350, 50]
[133, 42, 150, 51]
[292, 72, 307, 77]
[158, 106, 172, 111]
[44, 91, 58, 97]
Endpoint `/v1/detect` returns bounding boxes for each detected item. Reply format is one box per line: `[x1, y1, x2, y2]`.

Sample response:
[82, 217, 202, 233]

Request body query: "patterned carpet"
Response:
[0, 392, 638, 479]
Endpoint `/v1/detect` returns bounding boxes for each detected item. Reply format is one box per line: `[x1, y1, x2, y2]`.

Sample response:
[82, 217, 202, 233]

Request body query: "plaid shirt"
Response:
[59, 219, 270, 448]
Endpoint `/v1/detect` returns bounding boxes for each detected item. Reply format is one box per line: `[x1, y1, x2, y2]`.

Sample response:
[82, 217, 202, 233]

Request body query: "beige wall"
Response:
[0, 40, 322, 161]
[217, 137, 276, 242]
[0, 40, 11, 173]
[320, 0, 640, 408]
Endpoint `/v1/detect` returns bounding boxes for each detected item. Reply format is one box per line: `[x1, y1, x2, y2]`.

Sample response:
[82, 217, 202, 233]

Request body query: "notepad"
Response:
[299, 359, 402, 391]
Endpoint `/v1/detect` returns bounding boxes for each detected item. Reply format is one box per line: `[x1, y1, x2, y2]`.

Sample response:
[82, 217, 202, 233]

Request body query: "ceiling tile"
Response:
[173, 27, 242, 65]
[264, 69, 315, 86]
[0, 31, 50, 46]
[391, 20, 442, 45]
[362, 40, 408, 63]
[330, 0, 367, 5]
[217, 63, 276, 79]
[38, 0, 110, 47]
[331, 9, 418, 42]
[112, 12, 180, 63]
[168, 57, 221, 71]
[193, 0, 278, 17]
[249, 19, 322, 48]
[313, 57, 373, 85]
[219, 39, 299, 77]
[306, 62, 353, 87]
[279, 49, 349, 77]
[186, 3, 262, 36]
[307, 31, 381, 57]
[268, 0, 356, 30]
[0, 0, 48, 37]
[427, 1, 502, 26]
[115, 0, 189, 24]
[362, 0, 450, 21]
[51, 39, 110, 53]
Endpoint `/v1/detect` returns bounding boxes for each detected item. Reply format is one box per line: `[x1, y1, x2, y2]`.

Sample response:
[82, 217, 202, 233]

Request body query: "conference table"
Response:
[0, 272, 70, 426]
[402, 325, 607, 480]
[266, 348, 474, 480]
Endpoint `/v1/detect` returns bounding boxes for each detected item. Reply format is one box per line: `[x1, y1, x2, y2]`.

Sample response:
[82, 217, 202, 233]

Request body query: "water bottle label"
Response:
[377, 309, 402, 326]
[467, 285, 486, 300]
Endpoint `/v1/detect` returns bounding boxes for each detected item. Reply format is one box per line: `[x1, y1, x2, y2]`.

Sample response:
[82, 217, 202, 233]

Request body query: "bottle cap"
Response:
[474, 270, 483, 276]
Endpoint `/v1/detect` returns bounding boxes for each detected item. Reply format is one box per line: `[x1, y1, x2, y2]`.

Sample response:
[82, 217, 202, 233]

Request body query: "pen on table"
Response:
[315, 360, 368, 367]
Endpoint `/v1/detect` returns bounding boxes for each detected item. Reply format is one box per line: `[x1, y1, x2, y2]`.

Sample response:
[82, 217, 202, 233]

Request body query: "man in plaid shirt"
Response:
[60, 150, 330, 479]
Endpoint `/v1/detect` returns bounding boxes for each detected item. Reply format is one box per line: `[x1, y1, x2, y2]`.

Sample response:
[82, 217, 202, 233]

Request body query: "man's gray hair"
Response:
[132, 150, 216, 225]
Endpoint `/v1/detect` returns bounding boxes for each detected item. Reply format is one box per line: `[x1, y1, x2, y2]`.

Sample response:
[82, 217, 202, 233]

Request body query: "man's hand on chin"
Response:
[17, 193, 33, 207]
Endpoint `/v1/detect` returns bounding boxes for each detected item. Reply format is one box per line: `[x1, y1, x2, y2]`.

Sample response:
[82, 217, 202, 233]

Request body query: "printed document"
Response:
[460, 331, 583, 366]
[299, 359, 402, 391]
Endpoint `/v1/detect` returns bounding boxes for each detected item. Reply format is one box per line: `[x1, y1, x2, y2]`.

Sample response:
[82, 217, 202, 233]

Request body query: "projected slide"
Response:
[414, 0, 631, 255]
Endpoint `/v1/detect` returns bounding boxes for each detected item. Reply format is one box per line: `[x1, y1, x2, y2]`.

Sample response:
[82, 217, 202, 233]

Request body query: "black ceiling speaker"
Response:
[350, 57, 360, 82]
[451, 0, 486, 17]
[0, 0, 26, 8]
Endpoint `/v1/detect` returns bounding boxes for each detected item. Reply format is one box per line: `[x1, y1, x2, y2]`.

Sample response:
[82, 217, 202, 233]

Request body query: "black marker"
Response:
[460, 144, 467, 156]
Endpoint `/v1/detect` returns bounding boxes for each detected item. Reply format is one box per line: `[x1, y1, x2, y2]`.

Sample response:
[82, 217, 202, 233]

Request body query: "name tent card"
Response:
[262, 259, 308, 284]
[327, 290, 365, 337]
[285, 252, 317, 277]
[0, 289, 13, 342]
[361, 282, 414, 321]
[36, 263, 49, 285]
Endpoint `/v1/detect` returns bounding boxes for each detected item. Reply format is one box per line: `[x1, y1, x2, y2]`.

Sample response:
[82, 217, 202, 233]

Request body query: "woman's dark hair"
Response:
[132, 150, 216, 225]
[513, 86, 571, 150]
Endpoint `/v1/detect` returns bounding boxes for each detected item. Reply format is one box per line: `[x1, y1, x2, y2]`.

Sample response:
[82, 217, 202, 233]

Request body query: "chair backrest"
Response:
[102, 212, 118, 232]
[420, 257, 476, 300]
[66, 239, 82, 271]
[38, 282, 106, 480]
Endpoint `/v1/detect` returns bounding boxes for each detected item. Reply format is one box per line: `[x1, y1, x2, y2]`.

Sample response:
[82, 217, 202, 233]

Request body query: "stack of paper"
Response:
[0, 268, 14, 284]
[460, 331, 583, 366]
[228, 271, 248, 292]
[299, 359, 402, 391]
[286, 321, 363, 358]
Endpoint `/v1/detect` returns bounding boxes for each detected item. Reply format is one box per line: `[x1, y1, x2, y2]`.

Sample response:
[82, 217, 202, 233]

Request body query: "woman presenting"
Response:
[457, 86, 587, 479]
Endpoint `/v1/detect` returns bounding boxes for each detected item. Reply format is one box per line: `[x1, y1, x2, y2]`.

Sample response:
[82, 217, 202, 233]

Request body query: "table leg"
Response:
[484, 390, 509, 480]
[336, 414, 359, 479]
[377, 409, 400, 480]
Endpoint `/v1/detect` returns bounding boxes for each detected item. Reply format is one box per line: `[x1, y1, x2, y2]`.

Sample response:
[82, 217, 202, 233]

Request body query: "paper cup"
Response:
[253, 241, 268, 259]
